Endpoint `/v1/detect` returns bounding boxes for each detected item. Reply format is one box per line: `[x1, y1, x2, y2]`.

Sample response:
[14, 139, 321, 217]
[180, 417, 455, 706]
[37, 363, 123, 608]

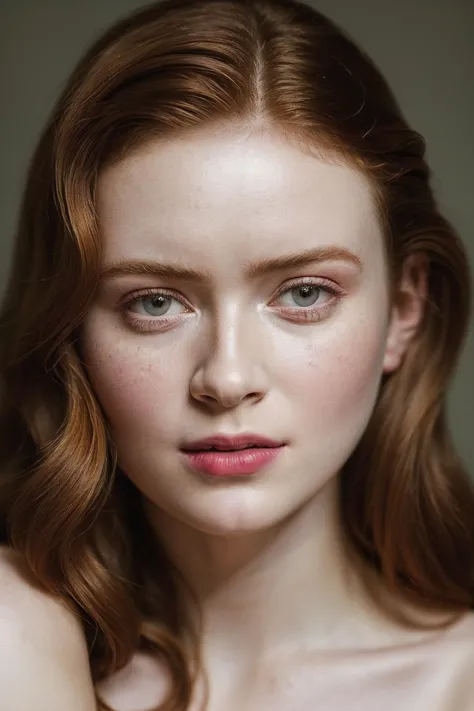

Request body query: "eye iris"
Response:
[138, 286, 322, 319]
[145, 295, 170, 315]
[292, 285, 319, 307]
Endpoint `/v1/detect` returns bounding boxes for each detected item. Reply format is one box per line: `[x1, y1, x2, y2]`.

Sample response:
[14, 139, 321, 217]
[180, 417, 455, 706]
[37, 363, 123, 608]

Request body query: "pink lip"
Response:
[181, 446, 285, 477]
[181, 433, 284, 451]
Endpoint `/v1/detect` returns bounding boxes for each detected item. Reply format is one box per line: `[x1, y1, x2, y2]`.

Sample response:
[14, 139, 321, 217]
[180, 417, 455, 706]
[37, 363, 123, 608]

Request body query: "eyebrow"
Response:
[99, 246, 362, 284]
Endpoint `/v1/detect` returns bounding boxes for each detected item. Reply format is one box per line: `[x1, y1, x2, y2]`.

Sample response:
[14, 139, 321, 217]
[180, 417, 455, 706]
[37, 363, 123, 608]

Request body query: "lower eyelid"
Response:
[277, 299, 337, 319]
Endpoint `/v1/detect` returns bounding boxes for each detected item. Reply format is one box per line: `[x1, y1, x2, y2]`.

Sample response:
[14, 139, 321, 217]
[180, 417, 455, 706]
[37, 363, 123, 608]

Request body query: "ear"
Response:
[382, 253, 429, 374]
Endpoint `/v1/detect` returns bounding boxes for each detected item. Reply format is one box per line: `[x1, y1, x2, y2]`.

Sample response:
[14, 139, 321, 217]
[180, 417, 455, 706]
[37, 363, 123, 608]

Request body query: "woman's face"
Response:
[81, 127, 396, 535]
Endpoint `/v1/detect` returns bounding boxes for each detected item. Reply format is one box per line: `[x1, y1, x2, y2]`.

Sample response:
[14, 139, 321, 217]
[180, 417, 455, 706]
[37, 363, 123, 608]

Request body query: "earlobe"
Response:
[382, 312, 410, 373]
[382, 253, 429, 375]
[382, 338, 402, 374]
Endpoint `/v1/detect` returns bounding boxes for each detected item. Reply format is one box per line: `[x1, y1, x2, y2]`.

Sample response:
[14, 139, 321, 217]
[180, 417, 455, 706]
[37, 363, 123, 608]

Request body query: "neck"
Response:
[144, 477, 411, 672]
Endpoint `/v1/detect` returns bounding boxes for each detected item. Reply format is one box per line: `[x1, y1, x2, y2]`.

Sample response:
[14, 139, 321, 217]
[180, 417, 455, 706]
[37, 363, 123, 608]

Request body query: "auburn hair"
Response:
[0, 0, 472, 708]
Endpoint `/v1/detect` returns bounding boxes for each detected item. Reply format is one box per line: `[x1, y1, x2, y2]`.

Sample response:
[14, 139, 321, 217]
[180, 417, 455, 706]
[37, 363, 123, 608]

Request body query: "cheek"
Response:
[285, 315, 387, 430]
[80, 300, 387, 450]
[80, 327, 183, 441]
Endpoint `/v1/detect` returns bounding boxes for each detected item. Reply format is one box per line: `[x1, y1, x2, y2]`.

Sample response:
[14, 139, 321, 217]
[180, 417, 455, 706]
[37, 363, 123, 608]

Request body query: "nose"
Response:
[189, 306, 269, 410]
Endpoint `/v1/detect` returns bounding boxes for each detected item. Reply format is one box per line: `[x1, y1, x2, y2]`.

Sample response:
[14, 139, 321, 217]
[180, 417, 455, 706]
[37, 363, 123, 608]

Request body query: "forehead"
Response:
[95, 130, 382, 265]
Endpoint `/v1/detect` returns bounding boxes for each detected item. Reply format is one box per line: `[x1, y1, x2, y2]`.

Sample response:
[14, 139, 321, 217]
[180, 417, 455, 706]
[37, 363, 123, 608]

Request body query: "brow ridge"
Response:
[99, 246, 362, 284]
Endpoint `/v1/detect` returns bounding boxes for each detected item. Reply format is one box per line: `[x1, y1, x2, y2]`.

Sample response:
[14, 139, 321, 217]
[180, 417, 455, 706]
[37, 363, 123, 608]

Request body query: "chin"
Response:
[150, 488, 297, 539]
[187, 511, 281, 537]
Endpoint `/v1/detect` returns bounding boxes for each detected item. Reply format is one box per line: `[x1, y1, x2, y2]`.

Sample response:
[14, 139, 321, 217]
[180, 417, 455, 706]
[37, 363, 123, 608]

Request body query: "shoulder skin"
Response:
[0, 544, 98, 710]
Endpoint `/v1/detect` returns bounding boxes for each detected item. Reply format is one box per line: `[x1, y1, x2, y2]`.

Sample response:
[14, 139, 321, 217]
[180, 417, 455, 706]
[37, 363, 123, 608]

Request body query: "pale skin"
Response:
[1, 125, 473, 710]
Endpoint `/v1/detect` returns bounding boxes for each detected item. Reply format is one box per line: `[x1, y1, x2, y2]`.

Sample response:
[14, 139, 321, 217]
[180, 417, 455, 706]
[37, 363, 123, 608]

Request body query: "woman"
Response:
[0, 0, 473, 709]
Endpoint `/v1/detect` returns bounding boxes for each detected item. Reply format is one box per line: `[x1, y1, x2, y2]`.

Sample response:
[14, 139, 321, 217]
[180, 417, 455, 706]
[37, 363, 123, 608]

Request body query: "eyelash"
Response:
[120, 277, 345, 332]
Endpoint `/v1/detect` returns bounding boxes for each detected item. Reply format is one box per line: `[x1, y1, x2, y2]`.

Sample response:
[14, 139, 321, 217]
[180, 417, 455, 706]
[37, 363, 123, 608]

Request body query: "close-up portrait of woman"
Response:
[0, 0, 473, 709]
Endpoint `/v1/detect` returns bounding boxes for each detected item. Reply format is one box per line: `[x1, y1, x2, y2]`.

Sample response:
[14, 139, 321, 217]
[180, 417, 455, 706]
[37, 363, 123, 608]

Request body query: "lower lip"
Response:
[181, 446, 285, 476]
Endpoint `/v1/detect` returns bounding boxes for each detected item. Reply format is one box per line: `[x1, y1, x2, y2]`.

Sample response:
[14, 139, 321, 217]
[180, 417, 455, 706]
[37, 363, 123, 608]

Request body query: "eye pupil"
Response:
[151, 295, 166, 306]
[292, 285, 320, 307]
[143, 294, 171, 315]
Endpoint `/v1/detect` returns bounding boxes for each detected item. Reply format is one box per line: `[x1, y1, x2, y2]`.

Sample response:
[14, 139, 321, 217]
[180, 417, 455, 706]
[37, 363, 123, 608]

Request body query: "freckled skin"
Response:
[81, 128, 392, 534]
[82, 127, 473, 711]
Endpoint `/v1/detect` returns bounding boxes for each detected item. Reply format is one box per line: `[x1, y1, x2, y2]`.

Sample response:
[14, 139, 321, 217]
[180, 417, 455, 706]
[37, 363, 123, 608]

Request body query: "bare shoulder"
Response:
[95, 650, 173, 711]
[435, 611, 474, 711]
[0, 544, 97, 710]
[0, 543, 86, 645]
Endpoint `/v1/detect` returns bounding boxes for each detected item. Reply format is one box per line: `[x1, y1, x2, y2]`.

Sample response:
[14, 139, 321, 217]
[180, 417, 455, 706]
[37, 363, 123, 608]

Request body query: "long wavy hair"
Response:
[0, 0, 473, 708]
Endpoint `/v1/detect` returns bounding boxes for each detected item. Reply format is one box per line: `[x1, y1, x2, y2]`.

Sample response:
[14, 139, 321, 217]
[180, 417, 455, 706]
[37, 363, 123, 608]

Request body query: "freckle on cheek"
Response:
[304, 335, 382, 398]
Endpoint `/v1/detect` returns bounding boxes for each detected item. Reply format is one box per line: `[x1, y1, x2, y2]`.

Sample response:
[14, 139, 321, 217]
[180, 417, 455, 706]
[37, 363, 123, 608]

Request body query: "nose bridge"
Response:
[191, 299, 268, 406]
[214, 299, 252, 357]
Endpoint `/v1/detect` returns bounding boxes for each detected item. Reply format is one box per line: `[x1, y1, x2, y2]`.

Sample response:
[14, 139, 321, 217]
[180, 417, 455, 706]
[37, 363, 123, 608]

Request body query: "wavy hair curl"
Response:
[0, 0, 472, 709]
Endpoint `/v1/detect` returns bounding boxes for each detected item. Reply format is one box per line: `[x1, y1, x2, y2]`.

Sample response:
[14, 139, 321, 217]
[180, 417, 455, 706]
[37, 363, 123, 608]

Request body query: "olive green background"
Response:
[1, 0, 472, 473]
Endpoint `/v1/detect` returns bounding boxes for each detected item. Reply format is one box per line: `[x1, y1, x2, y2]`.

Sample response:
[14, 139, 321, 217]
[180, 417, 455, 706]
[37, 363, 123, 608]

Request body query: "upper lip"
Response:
[181, 433, 285, 451]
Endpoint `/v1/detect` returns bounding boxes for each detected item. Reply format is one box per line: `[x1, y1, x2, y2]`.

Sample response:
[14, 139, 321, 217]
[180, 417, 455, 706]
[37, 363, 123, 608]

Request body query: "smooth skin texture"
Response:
[0, 545, 97, 710]
[80, 125, 474, 710]
[77, 125, 474, 710]
[3, 126, 472, 710]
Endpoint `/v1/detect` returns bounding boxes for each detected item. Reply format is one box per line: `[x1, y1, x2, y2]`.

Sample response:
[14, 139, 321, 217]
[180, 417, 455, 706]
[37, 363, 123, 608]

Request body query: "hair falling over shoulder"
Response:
[0, 0, 472, 708]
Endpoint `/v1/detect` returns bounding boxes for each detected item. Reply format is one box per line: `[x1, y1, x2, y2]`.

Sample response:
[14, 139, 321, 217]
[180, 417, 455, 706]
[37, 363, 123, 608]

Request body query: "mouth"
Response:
[183, 444, 271, 452]
[181, 434, 285, 452]
[180, 444, 286, 477]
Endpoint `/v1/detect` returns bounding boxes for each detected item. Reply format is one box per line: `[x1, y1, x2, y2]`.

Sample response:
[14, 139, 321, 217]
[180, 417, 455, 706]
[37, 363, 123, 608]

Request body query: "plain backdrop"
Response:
[0, 0, 473, 474]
